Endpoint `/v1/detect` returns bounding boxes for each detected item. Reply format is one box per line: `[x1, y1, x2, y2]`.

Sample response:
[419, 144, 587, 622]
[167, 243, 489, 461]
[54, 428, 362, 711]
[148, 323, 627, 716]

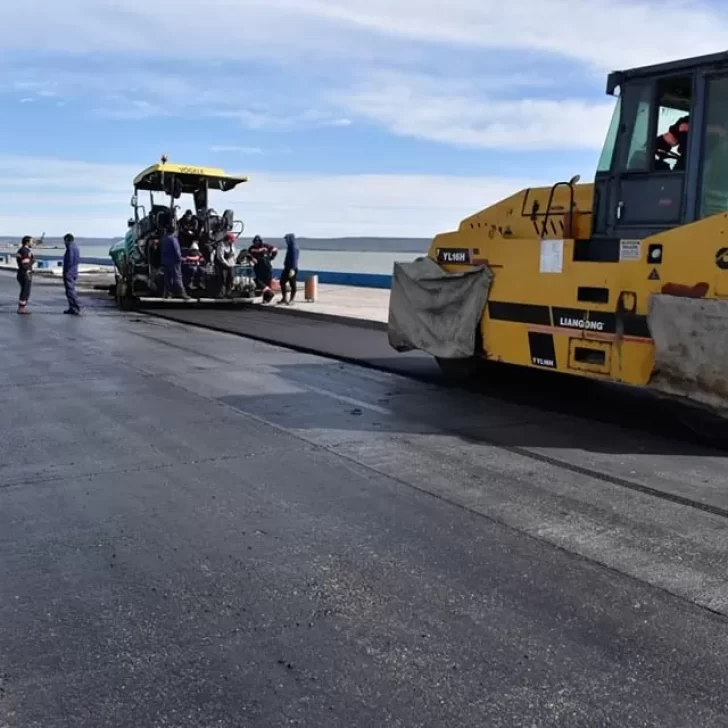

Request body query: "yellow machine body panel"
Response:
[429, 185, 728, 388]
[133, 162, 248, 192]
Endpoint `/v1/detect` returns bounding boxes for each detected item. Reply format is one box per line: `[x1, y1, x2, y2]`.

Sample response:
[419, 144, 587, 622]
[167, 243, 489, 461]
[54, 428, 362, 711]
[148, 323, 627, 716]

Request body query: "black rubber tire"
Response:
[115, 276, 136, 311]
[118, 294, 135, 311]
[435, 356, 484, 382]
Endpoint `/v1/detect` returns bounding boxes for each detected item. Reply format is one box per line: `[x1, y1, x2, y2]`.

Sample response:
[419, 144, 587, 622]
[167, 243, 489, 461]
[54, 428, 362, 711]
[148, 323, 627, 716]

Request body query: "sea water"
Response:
[10, 245, 425, 276]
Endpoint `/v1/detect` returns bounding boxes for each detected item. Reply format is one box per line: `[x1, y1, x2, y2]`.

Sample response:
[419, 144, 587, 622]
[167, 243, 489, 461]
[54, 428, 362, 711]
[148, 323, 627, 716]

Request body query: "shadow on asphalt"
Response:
[216, 359, 727, 459]
[141, 306, 728, 456]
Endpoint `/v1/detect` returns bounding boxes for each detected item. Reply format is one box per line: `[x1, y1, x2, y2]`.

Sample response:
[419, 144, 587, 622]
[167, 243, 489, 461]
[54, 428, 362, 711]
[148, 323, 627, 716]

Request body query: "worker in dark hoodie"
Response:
[278, 232, 299, 305]
[15, 235, 34, 315]
[62, 233, 81, 315]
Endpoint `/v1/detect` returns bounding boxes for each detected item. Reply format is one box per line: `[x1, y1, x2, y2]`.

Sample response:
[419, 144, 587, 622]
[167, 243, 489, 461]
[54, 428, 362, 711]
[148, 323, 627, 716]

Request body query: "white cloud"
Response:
[98, 98, 162, 119]
[332, 71, 615, 150]
[0, 155, 553, 238]
[1, 60, 604, 151]
[0, 65, 352, 131]
[1, 0, 727, 72]
[2, 0, 725, 157]
[209, 146, 266, 155]
[0, 0, 370, 62]
[287, 0, 728, 71]
[213, 108, 352, 131]
[0, 156, 134, 193]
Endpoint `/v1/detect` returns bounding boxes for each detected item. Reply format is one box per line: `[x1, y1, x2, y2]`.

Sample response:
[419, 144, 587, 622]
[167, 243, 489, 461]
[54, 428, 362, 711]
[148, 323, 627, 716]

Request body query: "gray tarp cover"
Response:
[387, 257, 494, 359]
[648, 294, 728, 415]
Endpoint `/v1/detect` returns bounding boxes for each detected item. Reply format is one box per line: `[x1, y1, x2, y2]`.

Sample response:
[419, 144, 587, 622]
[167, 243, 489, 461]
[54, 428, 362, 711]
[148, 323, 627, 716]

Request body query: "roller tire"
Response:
[435, 356, 484, 383]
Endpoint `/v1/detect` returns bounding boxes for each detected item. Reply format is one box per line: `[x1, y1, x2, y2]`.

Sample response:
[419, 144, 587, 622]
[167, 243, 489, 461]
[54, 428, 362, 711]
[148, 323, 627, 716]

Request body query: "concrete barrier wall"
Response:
[32, 254, 395, 289]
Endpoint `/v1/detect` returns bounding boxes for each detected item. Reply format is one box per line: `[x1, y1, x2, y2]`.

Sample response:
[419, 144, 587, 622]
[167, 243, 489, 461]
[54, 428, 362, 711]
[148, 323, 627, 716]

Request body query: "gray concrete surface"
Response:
[2, 273, 728, 727]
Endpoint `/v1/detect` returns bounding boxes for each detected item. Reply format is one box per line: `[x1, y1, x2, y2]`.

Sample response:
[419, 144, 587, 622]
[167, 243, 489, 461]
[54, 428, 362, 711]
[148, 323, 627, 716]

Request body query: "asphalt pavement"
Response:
[2, 274, 728, 727]
[140, 301, 718, 444]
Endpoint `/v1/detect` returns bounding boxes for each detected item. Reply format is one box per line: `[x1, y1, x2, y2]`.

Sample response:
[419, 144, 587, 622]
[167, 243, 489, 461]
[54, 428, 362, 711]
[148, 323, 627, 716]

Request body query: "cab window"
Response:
[652, 75, 692, 172]
[624, 83, 653, 170]
[698, 76, 728, 219]
[623, 75, 692, 172]
[597, 95, 621, 172]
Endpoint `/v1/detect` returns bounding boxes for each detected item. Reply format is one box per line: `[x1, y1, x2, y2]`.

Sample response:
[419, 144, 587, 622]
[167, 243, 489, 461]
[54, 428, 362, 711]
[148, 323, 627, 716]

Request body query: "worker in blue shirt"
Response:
[160, 225, 191, 299]
[278, 232, 299, 305]
[62, 233, 81, 315]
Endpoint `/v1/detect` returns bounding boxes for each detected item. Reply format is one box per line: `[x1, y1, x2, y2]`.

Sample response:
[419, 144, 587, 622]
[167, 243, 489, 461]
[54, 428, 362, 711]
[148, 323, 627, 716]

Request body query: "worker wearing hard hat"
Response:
[182, 241, 204, 291]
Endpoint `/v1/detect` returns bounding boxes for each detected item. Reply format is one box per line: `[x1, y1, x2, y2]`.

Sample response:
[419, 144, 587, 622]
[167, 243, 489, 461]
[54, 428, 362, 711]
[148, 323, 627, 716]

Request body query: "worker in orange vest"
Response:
[182, 241, 204, 290]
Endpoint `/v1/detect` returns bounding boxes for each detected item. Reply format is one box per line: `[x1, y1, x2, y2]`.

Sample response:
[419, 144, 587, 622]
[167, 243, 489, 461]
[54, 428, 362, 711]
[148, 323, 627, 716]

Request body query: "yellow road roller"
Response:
[388, 49, 728, 424]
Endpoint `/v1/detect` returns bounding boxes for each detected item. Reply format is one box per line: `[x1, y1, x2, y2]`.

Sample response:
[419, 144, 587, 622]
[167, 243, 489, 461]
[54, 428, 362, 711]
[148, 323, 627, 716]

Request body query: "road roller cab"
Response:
[388, 49, 728, 422]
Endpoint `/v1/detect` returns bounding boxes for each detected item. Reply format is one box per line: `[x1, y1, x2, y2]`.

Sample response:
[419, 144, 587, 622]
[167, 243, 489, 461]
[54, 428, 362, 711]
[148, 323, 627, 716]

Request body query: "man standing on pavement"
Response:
[246, 235, 277, 303]
[215, 232, 237, 297]
[62, 233, 81, 315]
[278, 232, 299, 305]
[160, 225, 191, 299]
[15, 235, 34, 314]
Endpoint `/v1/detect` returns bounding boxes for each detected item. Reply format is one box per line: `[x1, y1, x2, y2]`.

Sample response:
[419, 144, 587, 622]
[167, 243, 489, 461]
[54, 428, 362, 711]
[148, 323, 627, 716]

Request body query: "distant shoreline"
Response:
[0, 236, 432, 254]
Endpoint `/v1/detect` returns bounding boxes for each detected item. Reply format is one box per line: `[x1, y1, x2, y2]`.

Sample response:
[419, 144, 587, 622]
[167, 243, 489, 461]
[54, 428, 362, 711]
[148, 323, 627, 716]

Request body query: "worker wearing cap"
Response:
[15, 235, 34, 314]
[62, 233, 81, 315]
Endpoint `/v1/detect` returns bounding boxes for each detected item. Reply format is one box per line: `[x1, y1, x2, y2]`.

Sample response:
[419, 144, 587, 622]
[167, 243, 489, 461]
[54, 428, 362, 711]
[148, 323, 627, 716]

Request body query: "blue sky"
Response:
[1, 0, 726, 237]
